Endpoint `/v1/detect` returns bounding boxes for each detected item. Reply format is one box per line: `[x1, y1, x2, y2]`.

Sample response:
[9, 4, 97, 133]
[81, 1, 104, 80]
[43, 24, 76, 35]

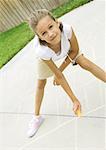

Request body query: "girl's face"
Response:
[36, 15, 61, 46]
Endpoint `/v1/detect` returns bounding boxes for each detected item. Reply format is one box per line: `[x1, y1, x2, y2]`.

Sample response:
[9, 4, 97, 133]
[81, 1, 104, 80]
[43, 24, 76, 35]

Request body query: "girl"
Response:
[27, 9, 106, 138]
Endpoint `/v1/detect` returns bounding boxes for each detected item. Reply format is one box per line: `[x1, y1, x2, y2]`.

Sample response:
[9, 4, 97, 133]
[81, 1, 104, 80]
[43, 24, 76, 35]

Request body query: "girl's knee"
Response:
[80, 61, 91, 70]
[37, 79, 47, 89]
[77, 56, 92, 71]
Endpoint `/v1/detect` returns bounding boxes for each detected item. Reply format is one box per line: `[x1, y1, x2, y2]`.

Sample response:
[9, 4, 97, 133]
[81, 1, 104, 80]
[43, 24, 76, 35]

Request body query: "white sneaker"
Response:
[27, 115, 44, 138]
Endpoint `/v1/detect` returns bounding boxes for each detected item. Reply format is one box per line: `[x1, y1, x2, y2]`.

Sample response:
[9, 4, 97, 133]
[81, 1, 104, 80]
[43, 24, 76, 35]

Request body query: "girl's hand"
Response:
[53, 76, 60, 86]
[73, 99, 82, 116]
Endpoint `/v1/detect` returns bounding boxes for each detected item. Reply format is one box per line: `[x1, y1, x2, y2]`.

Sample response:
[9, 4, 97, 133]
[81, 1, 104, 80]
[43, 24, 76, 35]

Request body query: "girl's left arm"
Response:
[59, 28, 80, 72]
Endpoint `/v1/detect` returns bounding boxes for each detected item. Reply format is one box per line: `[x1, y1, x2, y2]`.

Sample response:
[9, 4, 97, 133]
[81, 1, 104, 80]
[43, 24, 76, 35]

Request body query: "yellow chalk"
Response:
[76, 109, 82, 117]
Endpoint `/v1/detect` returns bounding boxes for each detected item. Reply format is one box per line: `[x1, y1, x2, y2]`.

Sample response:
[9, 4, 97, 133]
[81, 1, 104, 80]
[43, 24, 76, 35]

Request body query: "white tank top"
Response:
[33, 23, 72, 61]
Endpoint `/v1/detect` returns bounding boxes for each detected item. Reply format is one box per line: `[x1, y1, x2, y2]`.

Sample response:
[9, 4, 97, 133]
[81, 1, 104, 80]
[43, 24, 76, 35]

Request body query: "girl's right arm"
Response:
[42, 59, 81, 114]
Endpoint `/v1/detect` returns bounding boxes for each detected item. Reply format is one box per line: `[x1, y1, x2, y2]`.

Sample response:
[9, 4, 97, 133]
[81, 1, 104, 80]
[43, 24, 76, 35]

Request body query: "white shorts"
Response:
[36, 51, 83, 79]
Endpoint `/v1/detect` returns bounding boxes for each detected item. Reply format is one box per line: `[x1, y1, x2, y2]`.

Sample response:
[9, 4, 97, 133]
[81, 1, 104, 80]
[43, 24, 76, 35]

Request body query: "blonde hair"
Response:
[27, 9, 55, 33]
[27, 9, 63, 45]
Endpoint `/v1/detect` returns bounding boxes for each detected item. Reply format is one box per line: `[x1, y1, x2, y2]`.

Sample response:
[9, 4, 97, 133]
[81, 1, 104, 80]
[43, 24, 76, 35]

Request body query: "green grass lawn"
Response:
[0, 0, 93, 69]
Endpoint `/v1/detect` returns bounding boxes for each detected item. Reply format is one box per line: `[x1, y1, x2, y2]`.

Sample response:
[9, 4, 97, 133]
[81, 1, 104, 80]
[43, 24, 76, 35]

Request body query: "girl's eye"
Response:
[42, 32, 46, 36]
[49, 25, 53, 29]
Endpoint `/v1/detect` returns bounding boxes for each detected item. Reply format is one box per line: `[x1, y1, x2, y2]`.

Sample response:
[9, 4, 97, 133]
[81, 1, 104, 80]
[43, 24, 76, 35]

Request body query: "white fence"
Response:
[0, 0, 68, 32]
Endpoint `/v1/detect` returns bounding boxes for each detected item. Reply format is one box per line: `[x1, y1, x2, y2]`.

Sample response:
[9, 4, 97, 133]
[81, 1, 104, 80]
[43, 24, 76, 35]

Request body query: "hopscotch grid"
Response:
[18, 104, 105, 150]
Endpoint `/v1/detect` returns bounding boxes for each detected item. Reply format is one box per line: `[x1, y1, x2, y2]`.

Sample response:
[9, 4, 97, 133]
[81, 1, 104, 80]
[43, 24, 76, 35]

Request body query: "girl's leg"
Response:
[76, 55, 106, 82]
[27, 79, 47, 138]
[35, 79, 47, 116]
